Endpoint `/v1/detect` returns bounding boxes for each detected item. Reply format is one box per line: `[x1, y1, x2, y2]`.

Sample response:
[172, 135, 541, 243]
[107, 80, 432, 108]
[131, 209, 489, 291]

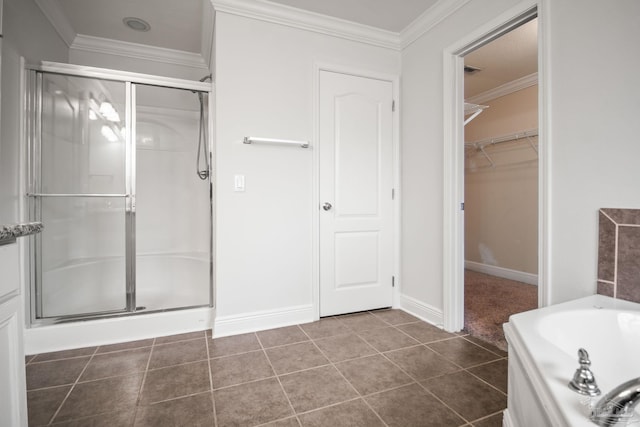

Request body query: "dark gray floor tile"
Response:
[421, 371, 506, 421]
[96, 339, 154, 354]
[298, 399, 384, 427]
[336, 355, 412, 395]
[210, 350, 274, 389]
[262, 417, 301, 427]
[32, 347, 96, 363]
[463, 336, 508, 358]
[27, 317, 512, 427]
[427, 338, 500, 368]
[257, 326, 309, 348]
[51, 410, 135, 426]
[279, 365, 358, 413]
[134, 392, 214, 427]
[80, 348, 150, 381]
[366, 383, 464, 427]
[338, 312, 387, 332]
[25, 355, 36, 365]
[27, 357, 91, 390]
[214, 378, 294, 427]
[384, 345, 459, 381]
[397, 322, 456, 343]
[370, 309, 420, 325]
[148, 338, 207, 369]
[154, 331, 206, 345]
[472, 412, 504, 427]
[53, 374, 142, 422]
[468, 359, 508, 393]
[265, 342, 328, 375]
[140, 361, 210, 404]
[358, 327, 419, 352]
[299, 318, 350, 339]
[209, 332, 261, 357]
[313, 334, 376, 363]
[27, 385, 71, 426]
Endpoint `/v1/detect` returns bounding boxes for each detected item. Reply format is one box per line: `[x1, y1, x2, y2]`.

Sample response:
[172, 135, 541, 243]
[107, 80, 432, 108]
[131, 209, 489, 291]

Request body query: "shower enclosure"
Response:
[26, 62, 213, 324]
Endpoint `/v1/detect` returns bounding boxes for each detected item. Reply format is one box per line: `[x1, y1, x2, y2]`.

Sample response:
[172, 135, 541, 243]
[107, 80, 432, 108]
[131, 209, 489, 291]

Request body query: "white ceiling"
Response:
[54, 0, 204, 53]
[36, 0, 537, 98]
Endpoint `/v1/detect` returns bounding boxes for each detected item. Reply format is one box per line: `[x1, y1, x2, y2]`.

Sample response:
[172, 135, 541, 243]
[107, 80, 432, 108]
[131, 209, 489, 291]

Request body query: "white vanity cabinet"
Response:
[0, 241, 28, 427]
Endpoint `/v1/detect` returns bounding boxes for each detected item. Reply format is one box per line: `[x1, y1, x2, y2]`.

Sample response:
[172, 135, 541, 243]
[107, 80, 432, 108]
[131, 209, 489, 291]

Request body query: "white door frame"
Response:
[312, 62, 401, 320]
[442, 0, 551, 331]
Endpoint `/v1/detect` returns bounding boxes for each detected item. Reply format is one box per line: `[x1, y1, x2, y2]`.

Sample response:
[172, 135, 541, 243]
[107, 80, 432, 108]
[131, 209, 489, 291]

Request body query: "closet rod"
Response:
[243, 136, 309, 148]
[465, 128, 538, 148]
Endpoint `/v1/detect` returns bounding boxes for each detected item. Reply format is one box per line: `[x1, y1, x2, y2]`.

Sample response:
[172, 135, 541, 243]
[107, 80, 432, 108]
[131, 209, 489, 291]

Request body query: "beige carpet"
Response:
[464, 270, 538, 351]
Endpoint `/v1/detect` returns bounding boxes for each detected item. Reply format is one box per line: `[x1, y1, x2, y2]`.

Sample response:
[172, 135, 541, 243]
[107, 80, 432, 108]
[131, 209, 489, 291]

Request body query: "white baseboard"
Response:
[398, 294, 443, 328]
[212, 304, 315, 338]
[25, 306, 215, 355]
[25, 304, 316, 354]
[465, 261, 538, 286]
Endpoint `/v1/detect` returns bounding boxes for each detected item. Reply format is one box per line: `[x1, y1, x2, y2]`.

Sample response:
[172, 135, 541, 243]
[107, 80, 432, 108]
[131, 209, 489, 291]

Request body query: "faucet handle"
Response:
[569, 348, 601, 396]
[578, 348, 591, 367]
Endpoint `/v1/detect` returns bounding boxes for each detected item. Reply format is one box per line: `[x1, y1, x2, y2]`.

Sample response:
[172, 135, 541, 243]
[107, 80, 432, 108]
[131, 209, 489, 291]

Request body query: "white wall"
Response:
[545, 0, 640, 303]
[214, 12, 400, 328]
[1, 0, 68, 223]
[401, 0, 640, 318]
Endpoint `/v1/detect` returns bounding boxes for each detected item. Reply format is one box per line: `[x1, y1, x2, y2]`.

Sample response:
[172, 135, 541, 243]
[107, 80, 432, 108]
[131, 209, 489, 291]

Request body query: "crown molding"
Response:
[210, 0, 401, 50]
[35, 0, 76, 47]
[400, 0, 472, 50]
[465, 72, 538, 105]
[71, 34, 209, 69]
[37, 0, 471, 69]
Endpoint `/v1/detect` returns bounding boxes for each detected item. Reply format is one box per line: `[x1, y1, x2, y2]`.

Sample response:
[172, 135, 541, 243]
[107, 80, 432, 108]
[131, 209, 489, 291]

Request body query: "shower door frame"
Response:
[26, 61, 215, 325]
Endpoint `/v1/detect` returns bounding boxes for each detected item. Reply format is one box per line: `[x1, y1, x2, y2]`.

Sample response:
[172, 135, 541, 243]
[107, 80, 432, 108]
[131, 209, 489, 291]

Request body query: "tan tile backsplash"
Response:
[598, 208, 640, 303]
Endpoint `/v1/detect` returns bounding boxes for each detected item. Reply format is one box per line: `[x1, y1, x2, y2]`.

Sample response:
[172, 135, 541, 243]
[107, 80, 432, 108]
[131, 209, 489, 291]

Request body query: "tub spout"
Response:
[591, 377, 640, 426]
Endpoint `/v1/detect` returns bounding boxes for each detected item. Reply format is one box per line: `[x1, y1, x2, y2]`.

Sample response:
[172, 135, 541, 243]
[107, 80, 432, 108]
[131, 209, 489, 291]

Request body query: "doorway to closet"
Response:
[461, 16, 539, 350]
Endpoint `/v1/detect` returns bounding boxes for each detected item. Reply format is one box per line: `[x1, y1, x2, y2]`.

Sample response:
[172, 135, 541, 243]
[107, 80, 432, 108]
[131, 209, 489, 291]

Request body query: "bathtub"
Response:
[504, 295, 640, 427]
[26, 253, 214, 354]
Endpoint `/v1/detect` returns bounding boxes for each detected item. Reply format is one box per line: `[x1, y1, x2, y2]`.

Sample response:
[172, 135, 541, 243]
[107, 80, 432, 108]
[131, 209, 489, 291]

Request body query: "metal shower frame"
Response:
[25, 61, 215, 325]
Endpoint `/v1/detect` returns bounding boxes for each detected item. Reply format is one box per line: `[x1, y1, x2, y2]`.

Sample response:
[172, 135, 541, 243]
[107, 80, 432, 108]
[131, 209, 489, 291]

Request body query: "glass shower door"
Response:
[31, 72, 130, 319]
[133, 84, 211, 311]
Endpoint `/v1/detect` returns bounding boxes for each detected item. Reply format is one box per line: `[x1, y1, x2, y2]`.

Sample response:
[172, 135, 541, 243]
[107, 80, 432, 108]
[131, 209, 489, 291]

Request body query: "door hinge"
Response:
[461, 202, 465, 211]
[392, 100, 395, 112]
[392, 188, 395, 200]
[392, 276, 395, 287]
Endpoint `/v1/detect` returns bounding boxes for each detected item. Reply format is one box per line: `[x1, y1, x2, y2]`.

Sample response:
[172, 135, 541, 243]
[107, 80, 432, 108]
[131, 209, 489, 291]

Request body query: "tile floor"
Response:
[26, 309, 508, 426]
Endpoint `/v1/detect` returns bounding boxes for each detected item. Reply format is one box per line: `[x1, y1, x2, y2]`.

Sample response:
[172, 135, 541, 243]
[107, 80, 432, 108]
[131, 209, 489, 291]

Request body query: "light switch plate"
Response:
[234, 174, 245, 192]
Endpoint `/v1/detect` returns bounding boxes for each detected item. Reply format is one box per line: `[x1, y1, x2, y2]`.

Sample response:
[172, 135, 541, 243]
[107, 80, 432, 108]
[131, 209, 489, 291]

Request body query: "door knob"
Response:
[322, 202, 332, 211]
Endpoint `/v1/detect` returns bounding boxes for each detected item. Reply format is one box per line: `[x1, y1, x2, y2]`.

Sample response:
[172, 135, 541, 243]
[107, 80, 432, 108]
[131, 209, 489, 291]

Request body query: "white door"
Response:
[319, 70, 394, 317]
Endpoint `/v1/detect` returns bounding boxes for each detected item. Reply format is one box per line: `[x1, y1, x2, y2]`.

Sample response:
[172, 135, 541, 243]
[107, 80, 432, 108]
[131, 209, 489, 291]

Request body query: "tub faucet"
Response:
[591, 377, 640, 426]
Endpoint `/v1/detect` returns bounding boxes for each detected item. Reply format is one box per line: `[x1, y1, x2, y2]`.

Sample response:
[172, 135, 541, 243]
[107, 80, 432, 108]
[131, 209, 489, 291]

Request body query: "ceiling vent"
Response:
[123, 17, 151, 32]
[464, 65, 482, 75]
